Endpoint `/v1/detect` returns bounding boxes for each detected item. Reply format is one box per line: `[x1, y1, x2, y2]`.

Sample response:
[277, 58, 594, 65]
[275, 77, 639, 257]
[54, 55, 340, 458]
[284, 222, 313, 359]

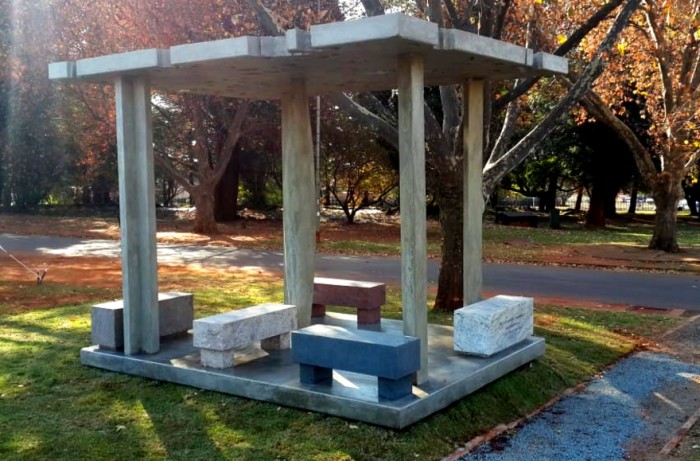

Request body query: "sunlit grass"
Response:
[0, 271, 685, 460]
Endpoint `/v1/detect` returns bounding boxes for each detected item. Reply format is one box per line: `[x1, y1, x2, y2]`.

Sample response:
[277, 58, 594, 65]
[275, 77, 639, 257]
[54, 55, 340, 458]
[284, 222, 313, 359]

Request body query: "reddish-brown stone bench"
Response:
[312, 277, 386, 329]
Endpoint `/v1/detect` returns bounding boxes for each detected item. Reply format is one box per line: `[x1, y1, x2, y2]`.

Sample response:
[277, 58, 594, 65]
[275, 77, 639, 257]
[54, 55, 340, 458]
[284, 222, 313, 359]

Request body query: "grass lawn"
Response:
[0, 269, 685, 461]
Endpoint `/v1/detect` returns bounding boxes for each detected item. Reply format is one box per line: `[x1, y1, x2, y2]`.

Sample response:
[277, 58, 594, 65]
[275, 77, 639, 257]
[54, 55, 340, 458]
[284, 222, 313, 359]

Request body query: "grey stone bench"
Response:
[292, 324, 420, 400]
[91, 292, 194, 350]
[193, 303, 296, 369]
[312, 277, 386, 329]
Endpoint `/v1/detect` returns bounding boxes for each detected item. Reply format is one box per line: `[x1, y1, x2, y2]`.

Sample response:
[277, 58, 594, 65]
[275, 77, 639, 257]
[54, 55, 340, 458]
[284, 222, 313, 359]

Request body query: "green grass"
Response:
[318, 217, 700, 261]
[0, 275, 685, 461]
[483, 217, 700, 247]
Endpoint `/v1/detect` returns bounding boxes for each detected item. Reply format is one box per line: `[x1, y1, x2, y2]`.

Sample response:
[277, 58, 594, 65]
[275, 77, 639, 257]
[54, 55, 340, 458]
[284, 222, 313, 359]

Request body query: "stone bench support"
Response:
[91, 292, 194, 350]
[292, 324, 420, 400]
[454, 295, 534, 357]
[193, 303, 296, 369]
[312, 277, 386, 329]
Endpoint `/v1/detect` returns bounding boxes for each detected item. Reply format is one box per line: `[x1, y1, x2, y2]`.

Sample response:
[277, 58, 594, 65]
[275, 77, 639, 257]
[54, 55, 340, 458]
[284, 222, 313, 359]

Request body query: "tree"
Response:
[0, 0, 67, 210]
[52, 0, 342, 232]
[322, 107, 399, 224]
[578, 0, 700, 252]
[250, 0, 640, 310]
[576, 121, 636, 227]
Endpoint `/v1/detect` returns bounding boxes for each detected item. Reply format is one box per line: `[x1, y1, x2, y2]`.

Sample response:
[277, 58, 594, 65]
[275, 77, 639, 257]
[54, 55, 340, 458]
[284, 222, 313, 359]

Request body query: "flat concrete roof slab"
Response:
[50, 13, 567, 99]
[80, 313, 544, 429]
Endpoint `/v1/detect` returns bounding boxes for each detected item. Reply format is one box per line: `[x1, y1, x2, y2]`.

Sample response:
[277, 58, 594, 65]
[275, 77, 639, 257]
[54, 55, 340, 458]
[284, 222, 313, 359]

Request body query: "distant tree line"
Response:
[0, 0, 698, 312]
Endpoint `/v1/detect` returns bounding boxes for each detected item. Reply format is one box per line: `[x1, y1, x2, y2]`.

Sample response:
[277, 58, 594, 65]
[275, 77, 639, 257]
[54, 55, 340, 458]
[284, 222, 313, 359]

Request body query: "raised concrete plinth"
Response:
[454, 295, 534, 357]
[91, 292, 193, 350]
[80, 312, 544, 429]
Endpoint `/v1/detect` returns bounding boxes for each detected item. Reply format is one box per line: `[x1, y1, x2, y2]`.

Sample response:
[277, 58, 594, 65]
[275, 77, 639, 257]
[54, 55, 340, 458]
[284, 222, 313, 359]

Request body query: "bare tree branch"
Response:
[643, 5, 676, 118]
[214, 102, 250, 184]
[360, 0, 384, 17]
[154, 153, 194, 194]
[494, 0, 625, 112]
[329, 94, 399, 150]
[483, 0, 641, 197]
[246, 0, 285, 35]
[578, 90, 657, 184]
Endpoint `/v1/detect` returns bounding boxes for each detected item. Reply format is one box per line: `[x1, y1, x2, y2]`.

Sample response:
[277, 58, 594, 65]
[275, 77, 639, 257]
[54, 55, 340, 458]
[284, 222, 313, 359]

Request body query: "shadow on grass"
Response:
[0, 300, 643, 460]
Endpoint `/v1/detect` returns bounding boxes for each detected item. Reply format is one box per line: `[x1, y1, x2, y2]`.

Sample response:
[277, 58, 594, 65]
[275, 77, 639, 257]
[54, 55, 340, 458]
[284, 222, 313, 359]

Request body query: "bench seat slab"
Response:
[193, 303, 296, 351]
[292, 324, 420, 379]
[292, 324, 420, 399]
[313, 277, 386, 309]
[194, 303, 296, 369]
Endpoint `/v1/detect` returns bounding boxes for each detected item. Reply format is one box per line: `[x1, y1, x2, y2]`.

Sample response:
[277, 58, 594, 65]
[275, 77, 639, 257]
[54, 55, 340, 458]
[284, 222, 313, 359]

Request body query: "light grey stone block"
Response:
[91, 301, 124, 350]
[261, 332, 291, 350]
[454, 295, 534, 357]
[170, 36, 260, 65]
[76, 49, 170, 78]
[200, 349, 235, 369]
[533, 52, 569, 74]
[48, 61, 76, 80]
[158, 292, 195, 337]
[91, 292, 194, 350]
[193, 303, 296, 368]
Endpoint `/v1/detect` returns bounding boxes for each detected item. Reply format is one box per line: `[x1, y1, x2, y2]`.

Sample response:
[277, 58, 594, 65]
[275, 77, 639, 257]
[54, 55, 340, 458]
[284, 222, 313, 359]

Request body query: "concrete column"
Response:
[115, 77, 159, 355]
[398, 54, 428, 384]
[463, 79, 485, 305]
[281, 80, 316, 328]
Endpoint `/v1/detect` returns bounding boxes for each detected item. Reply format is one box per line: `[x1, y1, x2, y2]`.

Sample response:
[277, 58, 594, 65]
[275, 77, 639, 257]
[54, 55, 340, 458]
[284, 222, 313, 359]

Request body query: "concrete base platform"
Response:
[80, 312, 544, 429]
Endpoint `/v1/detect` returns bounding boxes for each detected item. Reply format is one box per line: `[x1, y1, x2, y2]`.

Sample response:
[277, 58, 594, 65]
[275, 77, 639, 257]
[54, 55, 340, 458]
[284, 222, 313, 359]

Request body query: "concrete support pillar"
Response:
[281, 80, 316, 328]
[463, 79, 485, 305]
[115, 77, 159, 355]
[398, 55, 428, 384]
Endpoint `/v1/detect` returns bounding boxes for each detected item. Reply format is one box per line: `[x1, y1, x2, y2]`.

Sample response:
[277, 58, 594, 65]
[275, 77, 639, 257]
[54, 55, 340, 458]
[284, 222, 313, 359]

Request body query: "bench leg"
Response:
[299, 364, 333, 384]
[200, 348, 235, 369]
[357, 307, 381, 330]
[312, 303, 326, 317]
[378, 375, 413, 400]
[261, 332, 291, 351]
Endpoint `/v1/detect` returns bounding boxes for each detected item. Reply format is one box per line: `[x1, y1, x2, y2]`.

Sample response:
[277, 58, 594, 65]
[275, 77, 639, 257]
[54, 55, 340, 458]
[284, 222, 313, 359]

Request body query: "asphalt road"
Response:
[1, 233, 699, 312]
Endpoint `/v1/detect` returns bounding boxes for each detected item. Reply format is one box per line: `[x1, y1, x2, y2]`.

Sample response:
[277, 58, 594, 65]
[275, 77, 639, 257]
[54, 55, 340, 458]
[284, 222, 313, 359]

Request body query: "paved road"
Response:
[2, 233, 699, 312]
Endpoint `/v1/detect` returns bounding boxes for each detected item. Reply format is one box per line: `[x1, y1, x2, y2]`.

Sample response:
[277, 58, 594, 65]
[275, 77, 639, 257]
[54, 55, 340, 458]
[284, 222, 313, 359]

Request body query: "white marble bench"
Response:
[193, 303, 296, 368]
[454, 295, 534, 357]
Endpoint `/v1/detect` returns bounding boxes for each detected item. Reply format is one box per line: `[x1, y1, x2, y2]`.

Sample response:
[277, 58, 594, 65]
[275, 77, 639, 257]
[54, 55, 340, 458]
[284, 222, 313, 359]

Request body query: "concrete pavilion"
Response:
[49, 13, 567, 428]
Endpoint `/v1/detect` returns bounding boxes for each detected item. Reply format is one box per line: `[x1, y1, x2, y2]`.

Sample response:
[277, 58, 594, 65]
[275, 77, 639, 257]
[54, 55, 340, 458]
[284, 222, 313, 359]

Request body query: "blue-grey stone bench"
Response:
[193, 303, 296, 369]
[312, 277, 386, 329]
[292, 324, 420, 400]
[91, 292, 194, 350]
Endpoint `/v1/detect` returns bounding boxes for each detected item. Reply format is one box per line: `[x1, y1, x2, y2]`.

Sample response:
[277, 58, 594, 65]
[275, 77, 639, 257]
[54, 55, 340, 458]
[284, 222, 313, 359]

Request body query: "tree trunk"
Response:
[434, 182, 463, 311]
[546, 175, 558, 212]
[214, 149, 240, 222]
[604, 186, 617, 218]
[344, 208, 355, 224]
[628, 180, 638, 215]
[586, 187, 606, 228]
[682, 179, 698, 216]
[574, 186, 583, 212]
[649, 173, 680, 252]
[193, 187, 219, 234]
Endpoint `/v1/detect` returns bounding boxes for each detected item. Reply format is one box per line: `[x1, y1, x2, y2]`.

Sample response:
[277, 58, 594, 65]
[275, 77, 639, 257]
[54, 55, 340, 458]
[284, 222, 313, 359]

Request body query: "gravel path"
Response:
[459, 352, 700, 461]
